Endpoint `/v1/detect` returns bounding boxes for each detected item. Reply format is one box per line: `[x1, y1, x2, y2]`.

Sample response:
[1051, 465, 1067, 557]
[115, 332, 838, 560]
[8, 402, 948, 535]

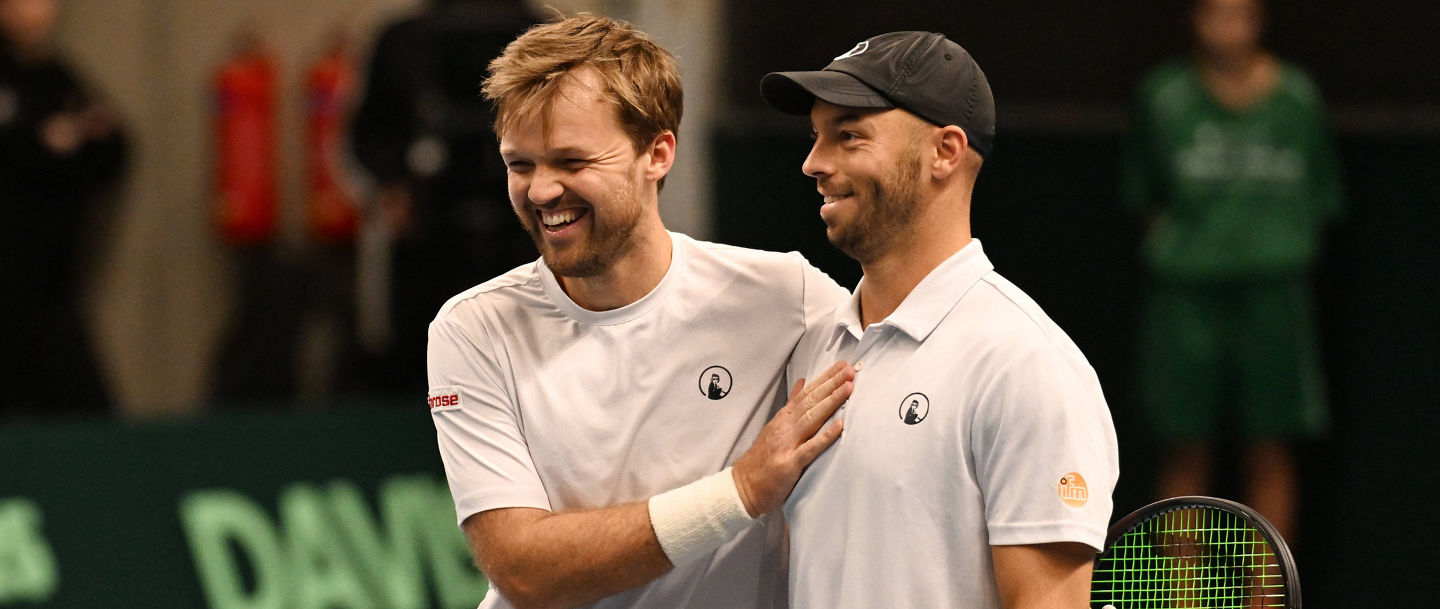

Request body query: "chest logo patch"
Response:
[898, 392, 930, 425]
[699, 366, 732, 400]
[1058, 472, 1089, 507]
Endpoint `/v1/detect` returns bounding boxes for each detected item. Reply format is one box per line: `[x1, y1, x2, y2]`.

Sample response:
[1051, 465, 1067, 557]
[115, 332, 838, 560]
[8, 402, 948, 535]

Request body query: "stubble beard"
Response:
[519, 177, 644, 278]
[827, 146, 924, 264]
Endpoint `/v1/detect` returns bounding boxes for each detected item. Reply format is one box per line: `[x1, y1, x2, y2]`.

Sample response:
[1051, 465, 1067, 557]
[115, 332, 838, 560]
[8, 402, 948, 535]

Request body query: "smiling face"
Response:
[499, 67, 663, 278]
[802, 101, 929, 264]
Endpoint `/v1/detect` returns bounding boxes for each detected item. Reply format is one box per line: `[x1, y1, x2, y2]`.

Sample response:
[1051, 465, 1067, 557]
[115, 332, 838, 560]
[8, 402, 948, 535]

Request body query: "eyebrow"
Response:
[499, 145, 595, 159]
[814, 110, 870, 131]
[548, 147, 597, 158]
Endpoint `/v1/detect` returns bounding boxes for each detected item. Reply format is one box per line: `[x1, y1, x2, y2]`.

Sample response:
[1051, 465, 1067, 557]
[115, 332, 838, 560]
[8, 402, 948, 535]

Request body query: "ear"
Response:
[931, 125, 969, 180]
[643, 130, 677, 182]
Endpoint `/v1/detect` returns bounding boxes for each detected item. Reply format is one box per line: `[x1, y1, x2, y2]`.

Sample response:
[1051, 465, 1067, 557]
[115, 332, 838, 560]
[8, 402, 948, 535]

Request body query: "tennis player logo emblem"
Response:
[699, 366, 732, 400]
[898, 392, 929, 425]
[1058, 472, 1089, 507]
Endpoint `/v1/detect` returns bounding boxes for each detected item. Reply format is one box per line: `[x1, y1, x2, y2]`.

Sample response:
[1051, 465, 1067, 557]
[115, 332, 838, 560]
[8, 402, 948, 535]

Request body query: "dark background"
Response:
[725, 0, 1440, 118]
[715, 1, 1439, 607]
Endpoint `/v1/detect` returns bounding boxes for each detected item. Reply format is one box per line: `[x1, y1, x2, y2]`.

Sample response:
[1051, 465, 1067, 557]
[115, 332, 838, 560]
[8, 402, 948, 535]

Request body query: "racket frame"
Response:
[1092, 495, 1302, 609]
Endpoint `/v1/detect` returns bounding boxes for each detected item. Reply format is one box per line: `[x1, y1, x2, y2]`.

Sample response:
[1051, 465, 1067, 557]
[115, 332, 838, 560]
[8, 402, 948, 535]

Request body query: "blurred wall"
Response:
[55, 0, 425, 416]
[623, 0, 721, 240]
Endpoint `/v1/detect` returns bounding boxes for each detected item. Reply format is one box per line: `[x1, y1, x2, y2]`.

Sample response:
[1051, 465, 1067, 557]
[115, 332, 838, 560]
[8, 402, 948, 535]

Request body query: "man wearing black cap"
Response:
[761, 32, 1119, 609]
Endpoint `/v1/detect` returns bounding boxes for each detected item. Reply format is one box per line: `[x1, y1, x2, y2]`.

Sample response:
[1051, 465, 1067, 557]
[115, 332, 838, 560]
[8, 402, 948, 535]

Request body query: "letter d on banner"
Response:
[180, 490, 286, 609]
[0, 499, 59, 603]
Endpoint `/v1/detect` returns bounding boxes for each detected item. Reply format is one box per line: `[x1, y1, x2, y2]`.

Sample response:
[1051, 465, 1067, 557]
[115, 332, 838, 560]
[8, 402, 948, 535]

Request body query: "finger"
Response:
[794, 362, 846, 400]
[794, 418, 845, 466]
[798, 361, 846, 397]
[795, 361, 852, 408]
[798, 380, 852, 435]
[814, 360, 849, 383]
[788, 378, 806, 402]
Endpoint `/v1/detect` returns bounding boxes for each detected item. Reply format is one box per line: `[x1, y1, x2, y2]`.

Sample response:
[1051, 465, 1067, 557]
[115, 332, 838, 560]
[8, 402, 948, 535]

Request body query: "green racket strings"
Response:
[1091, 505, 1284, 608]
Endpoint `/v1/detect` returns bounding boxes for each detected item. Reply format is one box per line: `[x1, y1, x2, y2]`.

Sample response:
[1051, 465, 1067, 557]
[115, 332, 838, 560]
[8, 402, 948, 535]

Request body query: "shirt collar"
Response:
[539, 231, 683, 325]
[831, 239, 994, 343]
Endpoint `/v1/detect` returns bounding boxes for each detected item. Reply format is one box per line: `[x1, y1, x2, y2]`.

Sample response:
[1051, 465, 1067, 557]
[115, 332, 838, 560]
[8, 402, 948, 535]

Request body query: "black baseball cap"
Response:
[761, 31, 995, 157]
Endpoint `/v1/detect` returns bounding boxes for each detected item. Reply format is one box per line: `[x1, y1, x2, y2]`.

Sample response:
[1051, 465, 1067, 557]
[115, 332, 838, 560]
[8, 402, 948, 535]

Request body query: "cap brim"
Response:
[760, 70, 894, 115]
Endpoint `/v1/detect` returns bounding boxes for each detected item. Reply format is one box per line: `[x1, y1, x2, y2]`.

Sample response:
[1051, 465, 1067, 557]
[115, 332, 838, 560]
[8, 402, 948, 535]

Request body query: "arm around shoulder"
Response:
[462, 460, 774, 609]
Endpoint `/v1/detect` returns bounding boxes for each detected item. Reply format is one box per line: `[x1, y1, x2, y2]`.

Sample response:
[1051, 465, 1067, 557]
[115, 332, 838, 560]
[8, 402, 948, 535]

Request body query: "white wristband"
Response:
[647, 467, 755, 566]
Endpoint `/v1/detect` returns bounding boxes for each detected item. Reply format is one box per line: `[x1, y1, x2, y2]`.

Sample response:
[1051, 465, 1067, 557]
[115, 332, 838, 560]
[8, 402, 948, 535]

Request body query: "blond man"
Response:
[427, 16, 853, 609]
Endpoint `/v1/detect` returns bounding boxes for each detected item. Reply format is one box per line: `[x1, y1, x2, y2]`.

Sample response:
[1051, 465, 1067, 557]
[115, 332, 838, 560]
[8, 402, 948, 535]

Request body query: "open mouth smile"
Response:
[539, 208, 589, 233]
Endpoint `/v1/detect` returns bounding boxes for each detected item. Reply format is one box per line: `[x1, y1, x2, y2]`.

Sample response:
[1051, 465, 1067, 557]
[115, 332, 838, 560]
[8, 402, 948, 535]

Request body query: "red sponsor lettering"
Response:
[428, 393, 459, 409]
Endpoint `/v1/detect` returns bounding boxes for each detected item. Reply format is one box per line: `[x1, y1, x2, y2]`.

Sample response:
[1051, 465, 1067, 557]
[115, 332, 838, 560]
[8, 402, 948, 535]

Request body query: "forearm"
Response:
[991, 543, 1096, 609]
[467, 503, 672, 609]
[470, 466, 757, 609]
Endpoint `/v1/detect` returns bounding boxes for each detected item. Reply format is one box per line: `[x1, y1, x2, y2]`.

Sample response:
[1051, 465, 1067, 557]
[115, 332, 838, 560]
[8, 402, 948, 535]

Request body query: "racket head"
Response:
[1090, 495, 1301, 609]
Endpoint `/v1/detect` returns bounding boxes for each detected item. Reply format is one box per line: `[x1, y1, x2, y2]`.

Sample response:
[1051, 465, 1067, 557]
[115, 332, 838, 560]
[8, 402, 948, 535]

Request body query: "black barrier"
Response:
[0, 408, 487, 608]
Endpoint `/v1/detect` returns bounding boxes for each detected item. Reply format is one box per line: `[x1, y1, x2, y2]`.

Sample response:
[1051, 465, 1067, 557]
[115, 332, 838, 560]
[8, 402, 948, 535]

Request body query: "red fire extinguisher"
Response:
[305, 32, 360, 244]
[213, 31, 278, 245]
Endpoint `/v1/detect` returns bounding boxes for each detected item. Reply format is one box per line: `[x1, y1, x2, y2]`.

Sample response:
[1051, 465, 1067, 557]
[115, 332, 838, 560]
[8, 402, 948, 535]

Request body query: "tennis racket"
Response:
[1090, 496, 1300, 609]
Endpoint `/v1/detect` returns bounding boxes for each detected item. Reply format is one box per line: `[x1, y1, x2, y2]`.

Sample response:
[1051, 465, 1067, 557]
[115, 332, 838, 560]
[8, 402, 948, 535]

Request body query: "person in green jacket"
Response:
[1121, 0, 1342, 544]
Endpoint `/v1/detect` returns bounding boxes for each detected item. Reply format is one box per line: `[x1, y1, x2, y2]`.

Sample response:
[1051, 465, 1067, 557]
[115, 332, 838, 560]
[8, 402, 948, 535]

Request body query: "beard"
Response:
[826, 145, 923, 264]
[515, 177, 644, 278]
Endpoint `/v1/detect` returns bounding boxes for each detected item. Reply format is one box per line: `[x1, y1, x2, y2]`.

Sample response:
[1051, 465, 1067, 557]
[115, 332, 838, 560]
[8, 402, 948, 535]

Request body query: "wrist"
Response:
[647, 467, 756, 566]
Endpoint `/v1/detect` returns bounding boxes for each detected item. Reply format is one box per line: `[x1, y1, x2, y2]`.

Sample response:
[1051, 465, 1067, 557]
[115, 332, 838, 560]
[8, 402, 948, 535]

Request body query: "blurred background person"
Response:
[1120, 0, 1343, 544]
[347, 0, 540, 398]
[207, 25, 297, 405]
[0, 0, 126, 419]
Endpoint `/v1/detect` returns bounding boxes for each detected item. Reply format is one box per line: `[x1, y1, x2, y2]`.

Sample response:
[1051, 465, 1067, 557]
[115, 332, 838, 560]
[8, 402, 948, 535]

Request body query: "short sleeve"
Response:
[428, 315, 552, 525]
[970, 344, 1119, 552]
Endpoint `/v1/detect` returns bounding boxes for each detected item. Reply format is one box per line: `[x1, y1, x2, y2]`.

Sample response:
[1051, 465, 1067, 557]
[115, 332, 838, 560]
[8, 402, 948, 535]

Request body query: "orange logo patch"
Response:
[1057, 472, 1088, 507]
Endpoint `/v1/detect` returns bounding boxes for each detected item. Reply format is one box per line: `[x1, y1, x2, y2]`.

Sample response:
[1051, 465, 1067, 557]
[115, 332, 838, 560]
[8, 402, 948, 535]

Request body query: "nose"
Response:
[801, 140, 829, 179]
[525, 165, 565, 206]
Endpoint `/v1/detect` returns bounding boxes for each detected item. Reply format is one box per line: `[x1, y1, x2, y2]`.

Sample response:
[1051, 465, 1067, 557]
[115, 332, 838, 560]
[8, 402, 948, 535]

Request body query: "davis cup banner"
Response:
[0, 408, 488, 608]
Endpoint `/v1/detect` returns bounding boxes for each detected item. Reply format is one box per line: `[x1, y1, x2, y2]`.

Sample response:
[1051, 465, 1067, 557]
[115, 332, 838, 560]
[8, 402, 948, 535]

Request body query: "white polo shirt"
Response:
[784, 239, 1119, 609]
[428, 232, 849, 609]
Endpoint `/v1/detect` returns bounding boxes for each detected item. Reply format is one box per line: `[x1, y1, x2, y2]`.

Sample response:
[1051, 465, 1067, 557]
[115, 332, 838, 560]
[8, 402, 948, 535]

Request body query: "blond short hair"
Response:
[483, 15, 683, 154]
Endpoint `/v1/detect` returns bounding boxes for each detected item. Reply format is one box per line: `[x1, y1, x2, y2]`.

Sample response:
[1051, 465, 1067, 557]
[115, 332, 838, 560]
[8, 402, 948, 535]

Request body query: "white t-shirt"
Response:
[428, 232, 849, 609]
[784, 239, 1119, 609]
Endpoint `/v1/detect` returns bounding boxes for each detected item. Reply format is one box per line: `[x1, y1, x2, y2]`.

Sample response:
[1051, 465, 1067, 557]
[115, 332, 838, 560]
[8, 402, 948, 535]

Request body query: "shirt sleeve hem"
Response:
[454, 491, 553, 526]
[987, 521, 1108, 553]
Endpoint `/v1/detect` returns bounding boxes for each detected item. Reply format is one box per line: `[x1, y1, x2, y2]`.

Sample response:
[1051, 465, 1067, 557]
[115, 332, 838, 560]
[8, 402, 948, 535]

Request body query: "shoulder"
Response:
[680, 233, 809, 270]
[960, 272, 1093, 372]
[967, 273, 1059, 338]
[947, 276, 1105, 421]
[1138, 60, 1194, 101]
[1142, 60, 1191, 86]
[1274, 61, 1325, 108]
[674, 233, 825, 292]
[673, 232, 846, 325]
[431, 260, 543, 328]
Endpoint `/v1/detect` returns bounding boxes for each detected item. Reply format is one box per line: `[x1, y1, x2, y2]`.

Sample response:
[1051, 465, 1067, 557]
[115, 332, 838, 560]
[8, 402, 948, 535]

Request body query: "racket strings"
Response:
[1091, 505, 1286, 608]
